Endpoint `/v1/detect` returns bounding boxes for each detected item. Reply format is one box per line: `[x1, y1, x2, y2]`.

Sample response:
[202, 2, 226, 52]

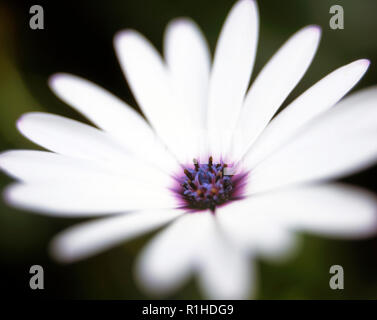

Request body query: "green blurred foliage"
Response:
[1, 0, 377, 299]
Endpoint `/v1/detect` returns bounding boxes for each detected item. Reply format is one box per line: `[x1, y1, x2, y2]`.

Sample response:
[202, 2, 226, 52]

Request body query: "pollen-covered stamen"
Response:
[193, 158, 199, 171]
[178, 157, 236, 212]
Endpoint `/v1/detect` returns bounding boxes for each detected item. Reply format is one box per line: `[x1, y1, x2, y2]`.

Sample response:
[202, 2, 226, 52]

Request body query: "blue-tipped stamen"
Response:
[178, 157, 236, 212]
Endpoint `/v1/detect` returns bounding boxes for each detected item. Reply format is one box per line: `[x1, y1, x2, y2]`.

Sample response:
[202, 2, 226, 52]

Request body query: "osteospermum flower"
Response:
[1, 0, 377, 299]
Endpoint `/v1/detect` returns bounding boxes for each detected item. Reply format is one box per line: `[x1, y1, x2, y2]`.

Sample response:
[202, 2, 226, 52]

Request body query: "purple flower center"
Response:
[173, 157, 248, 213]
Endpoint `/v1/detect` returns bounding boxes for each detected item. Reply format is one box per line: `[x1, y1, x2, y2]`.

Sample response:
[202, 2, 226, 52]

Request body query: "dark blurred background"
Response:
[1, 0, 377, 299]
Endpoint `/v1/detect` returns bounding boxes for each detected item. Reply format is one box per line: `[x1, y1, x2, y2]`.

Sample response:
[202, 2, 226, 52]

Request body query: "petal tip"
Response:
[0, 150, 10, 161]
[16, 113, 28, 131]
[359, 58, 371, 68]
[16, 112, 41, 132]
[48, 73, 66, 89]
[233, 0, 258, 14]
[3, 184, 17, 207]
[0, 155, 7, 171]
[239, 0, 256, 5]
[48, 239, 73, 264]
[307, 24, 322, 36]
[114, 29, 138, 46]
[167, 17, 194, 29]
[165, 17, 197, 41]
[48, 73, 83, 96]
[0, 150, 14, 171]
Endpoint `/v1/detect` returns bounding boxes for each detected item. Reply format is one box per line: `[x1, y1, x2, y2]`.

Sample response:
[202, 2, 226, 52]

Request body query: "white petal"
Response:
[17, 112, 130, 160]
[49, 73, 177, 172]
[0, 150, 125, 183]
[50, 209, 181, 263]
[114, 30, 191, 162]
[228, 184, 377, 238]
[247, 87, 377, 194]
[217, 204, 298, 261]
[207, 0, 259, 158]
[164, 18, 210, 160]
[137, 211, 254, 299]
[49, 73, 154, 146]
[136, 213, 210, 295]
[233, 25, 321, 160]
[196, 213, 254, 299]
[16, 112, 171, 184]
[5, 179, 177, 217]
[244, 59, 370, 168]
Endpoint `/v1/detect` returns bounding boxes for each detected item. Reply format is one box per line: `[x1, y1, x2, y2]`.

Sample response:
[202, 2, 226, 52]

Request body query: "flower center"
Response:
[174, 156, 247, 213]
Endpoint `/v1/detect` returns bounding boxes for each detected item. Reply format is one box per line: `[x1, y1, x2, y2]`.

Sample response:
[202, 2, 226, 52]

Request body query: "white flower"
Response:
[1, 0, 377, 299]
